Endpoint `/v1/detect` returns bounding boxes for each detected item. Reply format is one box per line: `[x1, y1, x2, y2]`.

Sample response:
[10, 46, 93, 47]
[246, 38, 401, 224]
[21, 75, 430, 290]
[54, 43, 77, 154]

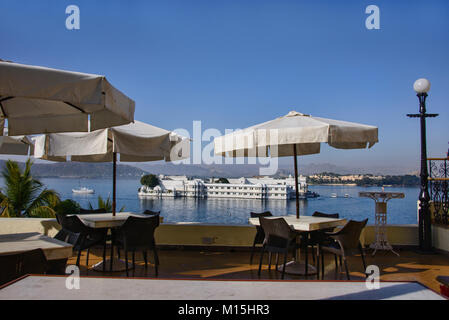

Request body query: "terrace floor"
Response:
[69, 246, 449, 294]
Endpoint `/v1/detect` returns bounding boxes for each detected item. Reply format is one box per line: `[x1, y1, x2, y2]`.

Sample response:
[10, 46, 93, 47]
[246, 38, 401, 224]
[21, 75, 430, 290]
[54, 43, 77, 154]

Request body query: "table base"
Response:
[277, 261, 317, 276]
[370, 242, 400, 256]
[91, 258, 132, 272]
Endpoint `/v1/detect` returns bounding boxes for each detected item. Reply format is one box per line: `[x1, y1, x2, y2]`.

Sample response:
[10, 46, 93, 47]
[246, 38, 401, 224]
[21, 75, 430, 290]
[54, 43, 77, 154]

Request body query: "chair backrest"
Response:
[259, 217, 295, 249]
[334, 219, 368, 251]
[250, 211, 272, 218]
[119, 215, 160, 249]
[79, 208, 107, 214]
[143, 209, 161, 215]
[56, 214, 88, 234]
[312, 211, 339, 219]
[54, 228, 81, 245]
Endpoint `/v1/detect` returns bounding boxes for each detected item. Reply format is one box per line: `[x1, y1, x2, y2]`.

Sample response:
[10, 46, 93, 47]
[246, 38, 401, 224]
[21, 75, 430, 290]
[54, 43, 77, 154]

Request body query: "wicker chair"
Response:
[249, 211, 273, 264]
[318, 219, 368, 280]
[305, 211, 340, 279]
[114, 214, 160, 277]
[258, 216, 300, 279]
[56, 214, 108, 269]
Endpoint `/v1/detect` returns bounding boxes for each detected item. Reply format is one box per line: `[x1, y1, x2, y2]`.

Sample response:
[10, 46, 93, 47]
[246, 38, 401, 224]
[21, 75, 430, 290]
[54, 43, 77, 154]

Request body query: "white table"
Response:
[0, 275, 443, 300]
[359, 192, 405, 256]
[0, 232, 72, 261]
[76, 212, 156, 272]
[249, 215, 347, 276]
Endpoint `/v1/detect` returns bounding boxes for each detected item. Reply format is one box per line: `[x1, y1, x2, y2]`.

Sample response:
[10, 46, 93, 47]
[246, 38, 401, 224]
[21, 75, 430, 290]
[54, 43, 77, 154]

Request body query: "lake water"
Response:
[33, 178, 419, 225]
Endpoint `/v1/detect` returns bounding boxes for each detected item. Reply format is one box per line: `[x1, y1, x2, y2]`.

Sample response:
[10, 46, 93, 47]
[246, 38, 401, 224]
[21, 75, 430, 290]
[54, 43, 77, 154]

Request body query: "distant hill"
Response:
[0, 160, 148, 179]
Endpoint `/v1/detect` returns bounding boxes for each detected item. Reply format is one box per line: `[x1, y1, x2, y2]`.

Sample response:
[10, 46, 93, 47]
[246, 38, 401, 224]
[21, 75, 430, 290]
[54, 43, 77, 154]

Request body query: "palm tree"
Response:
[88, 195, 125, 212]
[0, 159, 60, 218]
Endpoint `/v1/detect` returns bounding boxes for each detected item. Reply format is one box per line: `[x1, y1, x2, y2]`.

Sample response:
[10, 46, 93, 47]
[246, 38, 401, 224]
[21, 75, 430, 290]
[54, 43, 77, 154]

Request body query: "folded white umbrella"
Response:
[34, 120, 190, 215]
[0, 60, 135, 136]
[214, 111, 379, 218]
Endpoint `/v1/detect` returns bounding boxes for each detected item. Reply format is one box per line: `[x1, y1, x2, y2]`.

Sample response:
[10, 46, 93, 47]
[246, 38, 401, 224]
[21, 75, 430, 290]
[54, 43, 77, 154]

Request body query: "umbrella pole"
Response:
[293, 145, 300, 219]
[112, 152, 117, 216]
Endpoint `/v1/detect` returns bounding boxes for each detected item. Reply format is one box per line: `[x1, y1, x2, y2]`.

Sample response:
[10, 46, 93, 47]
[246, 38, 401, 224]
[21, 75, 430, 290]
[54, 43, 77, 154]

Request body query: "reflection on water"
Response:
[7, 178, 419, 225]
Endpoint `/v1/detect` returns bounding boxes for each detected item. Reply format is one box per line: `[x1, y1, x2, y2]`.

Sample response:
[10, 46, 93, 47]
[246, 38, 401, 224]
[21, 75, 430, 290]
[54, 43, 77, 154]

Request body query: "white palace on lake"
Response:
[138, 175, 317, 200]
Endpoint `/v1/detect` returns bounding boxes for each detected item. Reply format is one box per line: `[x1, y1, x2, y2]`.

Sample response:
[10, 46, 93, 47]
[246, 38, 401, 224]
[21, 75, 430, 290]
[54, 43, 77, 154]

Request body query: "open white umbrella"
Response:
[0, 60, 135, 135]
[34, 120, 190, 215]
[214, 111, 379, 218]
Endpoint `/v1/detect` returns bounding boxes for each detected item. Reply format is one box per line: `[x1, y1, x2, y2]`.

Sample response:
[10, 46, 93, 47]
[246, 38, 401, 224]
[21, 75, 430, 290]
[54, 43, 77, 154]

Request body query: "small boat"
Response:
[72, 187, 95, 194]
[344, 194, 350, 198]
[331, 193, 337, 198]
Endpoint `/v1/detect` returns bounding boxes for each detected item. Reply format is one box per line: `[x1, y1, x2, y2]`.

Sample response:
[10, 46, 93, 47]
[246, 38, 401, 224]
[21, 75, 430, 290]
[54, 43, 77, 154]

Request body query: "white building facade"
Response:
[138, 175, 313, 200]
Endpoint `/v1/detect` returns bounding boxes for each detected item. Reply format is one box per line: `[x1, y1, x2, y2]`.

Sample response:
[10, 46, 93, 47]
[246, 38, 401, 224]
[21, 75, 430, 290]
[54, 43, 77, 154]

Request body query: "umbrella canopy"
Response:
[0, 60, 135, 136]
[33, 120, 190, 215]
[214, 110, 379, 218]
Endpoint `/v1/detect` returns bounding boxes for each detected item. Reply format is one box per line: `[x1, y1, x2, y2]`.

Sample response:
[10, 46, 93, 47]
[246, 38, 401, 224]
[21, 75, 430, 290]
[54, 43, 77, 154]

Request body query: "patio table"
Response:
[248, 215, 346, 276]
[76, 212, 151, 272]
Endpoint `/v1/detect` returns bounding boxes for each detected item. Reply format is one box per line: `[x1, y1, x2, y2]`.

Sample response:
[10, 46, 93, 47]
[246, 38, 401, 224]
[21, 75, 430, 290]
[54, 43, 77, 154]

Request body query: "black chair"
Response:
[318, 219, 368, 280]
[114, 214, 160, 277]
[0, 249, 48, 286]
[304, 211, 340, 279]
[258, 216, 300, 279]
[56, 214, 108, 269]
[250, 211, 273, 264]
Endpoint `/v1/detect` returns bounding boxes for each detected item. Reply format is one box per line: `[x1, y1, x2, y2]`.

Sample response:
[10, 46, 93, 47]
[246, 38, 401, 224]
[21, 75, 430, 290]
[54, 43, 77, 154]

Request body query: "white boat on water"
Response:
[331, 193, 337, 198]
[72, 187, 95, 194]
[344, 194, 350, 198]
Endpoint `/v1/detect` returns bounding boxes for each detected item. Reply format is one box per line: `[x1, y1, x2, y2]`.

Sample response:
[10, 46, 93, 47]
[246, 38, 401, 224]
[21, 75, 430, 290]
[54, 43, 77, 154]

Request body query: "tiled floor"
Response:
[69, 246, 449, 294]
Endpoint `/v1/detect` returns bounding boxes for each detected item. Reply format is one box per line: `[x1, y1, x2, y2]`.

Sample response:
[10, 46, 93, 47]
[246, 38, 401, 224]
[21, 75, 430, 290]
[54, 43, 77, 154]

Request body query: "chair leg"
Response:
[268, 252, 272, 271]
[312, 245, 316, 264]
[153, 247, 159, 276]
[334, 254, 338, 279]
[281, 252, 287, 280]
[316, 246, 320, 280]
[125, 250, 128, 277]
[359, 245, 367, 276]
[110, 242, 114, 271]
[143, 251, 148, 269]
[86, 248, 90, 267]
[321, 247, 325, 280]
[76, 249, 81, 267]
[117, 246, 121, 260]
[103, 242, 107, 272]
[304, 243, 309, 277]
[276, 253, 279, 269]
[250, 239, 257, 265]
[343, 257, 350, 280]
[258, 247, 265, 277]
[132, 251, 136, 275]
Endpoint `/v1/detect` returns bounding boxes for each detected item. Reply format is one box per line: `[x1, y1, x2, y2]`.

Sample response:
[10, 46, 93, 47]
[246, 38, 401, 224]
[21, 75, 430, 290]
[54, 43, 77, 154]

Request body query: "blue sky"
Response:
[1, 0, 448, 171]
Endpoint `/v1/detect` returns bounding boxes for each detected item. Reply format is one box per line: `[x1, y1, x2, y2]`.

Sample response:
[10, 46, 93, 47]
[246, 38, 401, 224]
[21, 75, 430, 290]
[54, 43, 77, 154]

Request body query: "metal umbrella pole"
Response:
[112, 152, 117, 217]
[293, 144, 300, 219]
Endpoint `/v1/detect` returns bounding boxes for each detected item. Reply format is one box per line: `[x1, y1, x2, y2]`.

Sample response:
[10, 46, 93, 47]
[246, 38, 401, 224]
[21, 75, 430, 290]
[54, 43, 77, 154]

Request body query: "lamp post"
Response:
[407, 78, 438, 251]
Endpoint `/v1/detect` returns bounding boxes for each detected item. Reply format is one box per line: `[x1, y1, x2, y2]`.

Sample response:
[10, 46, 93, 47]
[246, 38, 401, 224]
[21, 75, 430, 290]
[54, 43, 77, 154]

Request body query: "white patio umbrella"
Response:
[34, 120, 190, 215]
[214, 111, 379, 218]
[0, 60, 135, 136]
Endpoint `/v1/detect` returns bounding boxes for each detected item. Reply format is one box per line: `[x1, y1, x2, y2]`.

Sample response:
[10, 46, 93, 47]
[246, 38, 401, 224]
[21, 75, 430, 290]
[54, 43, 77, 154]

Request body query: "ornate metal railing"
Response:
[428, 157, 449, 225]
